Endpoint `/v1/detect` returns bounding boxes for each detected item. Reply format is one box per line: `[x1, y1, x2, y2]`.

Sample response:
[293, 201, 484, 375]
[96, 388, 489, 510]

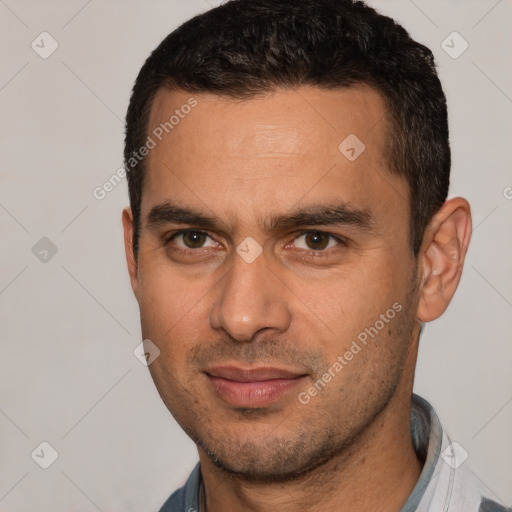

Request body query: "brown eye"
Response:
[181, 231, 208, 249]
[168, 230, 217, 250]
[304, 232, 330, 250]
[294, 231, 341, 251]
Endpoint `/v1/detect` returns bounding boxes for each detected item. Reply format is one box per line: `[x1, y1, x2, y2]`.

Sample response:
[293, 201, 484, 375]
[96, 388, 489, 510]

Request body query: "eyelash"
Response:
[163, 229, 348, 259]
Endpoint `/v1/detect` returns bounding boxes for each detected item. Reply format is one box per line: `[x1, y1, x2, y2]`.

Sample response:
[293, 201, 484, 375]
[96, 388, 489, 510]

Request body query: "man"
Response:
[121, 1, 509, 511]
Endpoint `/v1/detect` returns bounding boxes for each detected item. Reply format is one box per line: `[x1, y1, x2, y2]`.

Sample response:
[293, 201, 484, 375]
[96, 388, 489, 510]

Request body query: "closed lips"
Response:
[205, 366, 307, 382]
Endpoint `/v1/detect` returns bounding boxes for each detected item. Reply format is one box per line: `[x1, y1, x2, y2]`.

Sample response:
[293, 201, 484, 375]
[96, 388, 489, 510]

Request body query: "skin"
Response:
[122, 85, 472, 512]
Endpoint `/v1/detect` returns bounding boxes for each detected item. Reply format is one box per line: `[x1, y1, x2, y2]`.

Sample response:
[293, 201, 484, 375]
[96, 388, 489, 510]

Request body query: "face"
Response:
[126, 85, 421, 480]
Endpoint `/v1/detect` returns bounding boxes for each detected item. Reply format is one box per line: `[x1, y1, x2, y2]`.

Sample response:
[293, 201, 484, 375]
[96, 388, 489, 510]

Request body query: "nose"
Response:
[209, 247, 292, 341]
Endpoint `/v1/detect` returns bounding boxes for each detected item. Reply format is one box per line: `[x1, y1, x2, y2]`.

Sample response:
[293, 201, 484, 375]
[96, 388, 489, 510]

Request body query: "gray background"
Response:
[0, 0, 511, 510]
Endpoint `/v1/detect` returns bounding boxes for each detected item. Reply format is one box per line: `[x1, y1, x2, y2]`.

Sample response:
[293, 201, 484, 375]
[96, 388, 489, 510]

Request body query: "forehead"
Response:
[147, 84, 388, 156]
[141, 85, 408, 233]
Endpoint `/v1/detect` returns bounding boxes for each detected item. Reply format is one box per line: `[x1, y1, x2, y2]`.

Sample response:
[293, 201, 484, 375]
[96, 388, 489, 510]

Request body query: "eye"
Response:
[166, 230, 218, 250]
[292, 230, 345, 252]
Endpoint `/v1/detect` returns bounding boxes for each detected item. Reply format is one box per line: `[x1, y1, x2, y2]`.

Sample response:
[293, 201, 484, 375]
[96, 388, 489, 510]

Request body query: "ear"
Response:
[122, 207, 139, 300]
[417, 197, 472, 322]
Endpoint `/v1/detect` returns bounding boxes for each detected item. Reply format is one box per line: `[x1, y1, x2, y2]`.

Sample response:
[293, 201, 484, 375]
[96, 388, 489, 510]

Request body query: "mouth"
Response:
[205, 365, 308, 408]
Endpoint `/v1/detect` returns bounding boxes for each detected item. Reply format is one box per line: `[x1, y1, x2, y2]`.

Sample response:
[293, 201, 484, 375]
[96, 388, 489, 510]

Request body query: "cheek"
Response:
[297, 261, 412, 378]
[137, 262, 209, 411]
[136, 259, 198, 349]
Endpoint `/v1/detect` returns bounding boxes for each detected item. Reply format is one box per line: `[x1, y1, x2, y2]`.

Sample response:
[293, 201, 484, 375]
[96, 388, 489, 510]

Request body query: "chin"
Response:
[194, 425, 341, 483]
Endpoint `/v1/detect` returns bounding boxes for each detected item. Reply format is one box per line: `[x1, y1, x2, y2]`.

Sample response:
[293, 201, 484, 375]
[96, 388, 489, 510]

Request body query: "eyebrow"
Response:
[146, 200, 374, 234]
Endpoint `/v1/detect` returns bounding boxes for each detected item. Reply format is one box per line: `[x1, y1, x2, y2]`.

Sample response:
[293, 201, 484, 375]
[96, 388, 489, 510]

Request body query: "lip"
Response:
[205, 365, 308, 408]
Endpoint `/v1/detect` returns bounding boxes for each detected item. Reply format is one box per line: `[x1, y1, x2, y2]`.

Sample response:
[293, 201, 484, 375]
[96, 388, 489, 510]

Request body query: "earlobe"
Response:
[122, 207, 139, 300]
[417, 197, 472, 322]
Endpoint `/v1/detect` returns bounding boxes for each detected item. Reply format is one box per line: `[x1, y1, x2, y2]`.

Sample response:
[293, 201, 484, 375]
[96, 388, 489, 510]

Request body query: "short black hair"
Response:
[124, 0, 450, 258]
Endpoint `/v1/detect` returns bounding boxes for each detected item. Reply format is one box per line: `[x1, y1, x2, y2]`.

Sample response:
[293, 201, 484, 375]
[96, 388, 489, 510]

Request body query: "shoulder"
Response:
[157, 463, 202, 512]
[158, 487, 187, 512]
[479, 497, 512, 512]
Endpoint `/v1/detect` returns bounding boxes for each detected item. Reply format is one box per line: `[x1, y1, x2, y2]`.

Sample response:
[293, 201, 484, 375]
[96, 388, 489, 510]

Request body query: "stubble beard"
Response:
[177, 280, 420, 484]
